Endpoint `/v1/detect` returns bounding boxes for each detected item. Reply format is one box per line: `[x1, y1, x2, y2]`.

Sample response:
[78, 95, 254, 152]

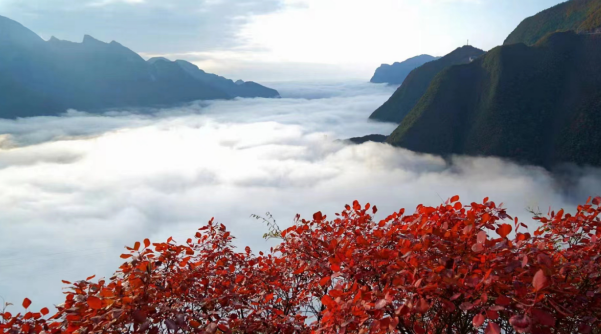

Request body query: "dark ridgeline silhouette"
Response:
[370, 54, 439, 85]
[380, 0, 601, 168]
[369, 46, 485, 123]
[0, 15, 279, 118]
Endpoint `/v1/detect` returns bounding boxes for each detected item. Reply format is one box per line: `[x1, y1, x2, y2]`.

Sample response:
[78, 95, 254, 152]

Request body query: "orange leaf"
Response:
[120, 254, 133, 259]
[496, 224, 512, 238]
[86, 275, 95, 281]
[133, 241, 141, 251]
[144, 238, 150, 248]
[22, 298, 32, 309]
[87, 296, 102, 310]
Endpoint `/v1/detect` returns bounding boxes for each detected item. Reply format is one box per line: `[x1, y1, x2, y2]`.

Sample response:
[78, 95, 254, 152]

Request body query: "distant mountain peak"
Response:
[147, 57, 171, 64]
[0, 14, 281, 118]
[0, 14, 44, 47]
[82, 34, 106, 45]
[371, 54, 439, 85]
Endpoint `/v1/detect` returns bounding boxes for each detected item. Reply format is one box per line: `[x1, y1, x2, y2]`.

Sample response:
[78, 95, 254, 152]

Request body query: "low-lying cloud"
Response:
[0, 81, 599, 310]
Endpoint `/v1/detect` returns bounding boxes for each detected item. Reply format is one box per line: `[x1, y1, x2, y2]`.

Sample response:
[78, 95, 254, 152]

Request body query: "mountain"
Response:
[0, 15, 279, 118]
[370, 55, 439, 85]
[175, 60, 280, 98]
[387, 31, 601, 168]
[369, 46, 485, 123]
[505, 0, 601, 46]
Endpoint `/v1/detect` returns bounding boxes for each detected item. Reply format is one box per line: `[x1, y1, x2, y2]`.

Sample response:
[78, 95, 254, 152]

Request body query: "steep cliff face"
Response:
[388, 31, 601, 167]
[369, 46, 485, 124]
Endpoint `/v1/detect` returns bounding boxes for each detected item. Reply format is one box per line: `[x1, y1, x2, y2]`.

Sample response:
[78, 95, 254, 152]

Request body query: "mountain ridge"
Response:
[387, 31, 601, 168]
[370, 54, 439, 85]
[0, 15, 279, 118]
[505, 0, 601, 46]
[369, 45, 485, 123]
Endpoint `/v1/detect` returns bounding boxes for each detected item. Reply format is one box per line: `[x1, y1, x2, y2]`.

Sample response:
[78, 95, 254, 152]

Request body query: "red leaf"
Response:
[120, 254, 133, 259]
[265, 293, 274, 303]
[61, 280, 71, 285]
[22, 298, 32, 309]
[144, 238, 151, 248]
[592, 196, 601, 206]
[319, 276, 331, 287]
[451, 195, 460, 203]
[473, 314, 485, 328]
[496, 296, 511, 306]
[450, 293, 461, 301]
[496, 224, 512, 238]
[86, 275, 96, 281]
[40, 307, 49, 316]
[413, 324, 425, 334]
[477, 231, 487, 244]
[373, 205, 378, 214]
[531, 308, 555, 326]
[374, 299, 388, 310]
[313, 211, 323, 221]
[485, 322, 501, 334]
[472, 243, 484, 253]
[133, 241, 141, 251]
[533, 269, 549, 291]
[509, 314, 532, 333]
[87, 296, 102, 310]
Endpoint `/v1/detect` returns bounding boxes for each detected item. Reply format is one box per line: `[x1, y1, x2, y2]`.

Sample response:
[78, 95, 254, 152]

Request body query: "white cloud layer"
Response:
[0, 81, 599, 311]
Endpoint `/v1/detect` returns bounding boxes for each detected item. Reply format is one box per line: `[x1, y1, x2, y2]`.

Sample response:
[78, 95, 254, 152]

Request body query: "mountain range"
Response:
[373, 0, 601, 168]
[370, 55, 439, 85]
[0, 15, 279, 118]
[369, 46, 485, 123]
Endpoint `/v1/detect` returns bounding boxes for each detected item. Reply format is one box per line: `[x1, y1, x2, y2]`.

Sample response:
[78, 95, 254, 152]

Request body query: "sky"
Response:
[0, 81, 600, 310]
[0, 0, 567, 81]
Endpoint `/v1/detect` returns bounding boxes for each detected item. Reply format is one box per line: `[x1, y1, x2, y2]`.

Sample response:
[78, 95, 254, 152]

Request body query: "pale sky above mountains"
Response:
[0, 0, 566, 81]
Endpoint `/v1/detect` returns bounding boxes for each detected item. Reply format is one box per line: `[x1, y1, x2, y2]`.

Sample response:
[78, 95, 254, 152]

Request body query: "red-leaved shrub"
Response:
[2, 196, 600, 333]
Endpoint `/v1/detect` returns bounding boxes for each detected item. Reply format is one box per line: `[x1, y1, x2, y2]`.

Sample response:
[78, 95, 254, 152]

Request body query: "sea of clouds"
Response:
[0, 81, 600, 310]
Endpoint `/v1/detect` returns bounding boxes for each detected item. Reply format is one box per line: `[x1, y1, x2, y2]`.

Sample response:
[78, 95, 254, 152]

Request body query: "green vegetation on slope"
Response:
[387, 31, 601, 167]
[505, 0, 601, 46]
[369, 46, 485, 123]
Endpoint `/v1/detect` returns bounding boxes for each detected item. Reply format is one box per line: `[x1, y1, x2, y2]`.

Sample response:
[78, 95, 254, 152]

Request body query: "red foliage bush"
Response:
[2, 196, 601, 333]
